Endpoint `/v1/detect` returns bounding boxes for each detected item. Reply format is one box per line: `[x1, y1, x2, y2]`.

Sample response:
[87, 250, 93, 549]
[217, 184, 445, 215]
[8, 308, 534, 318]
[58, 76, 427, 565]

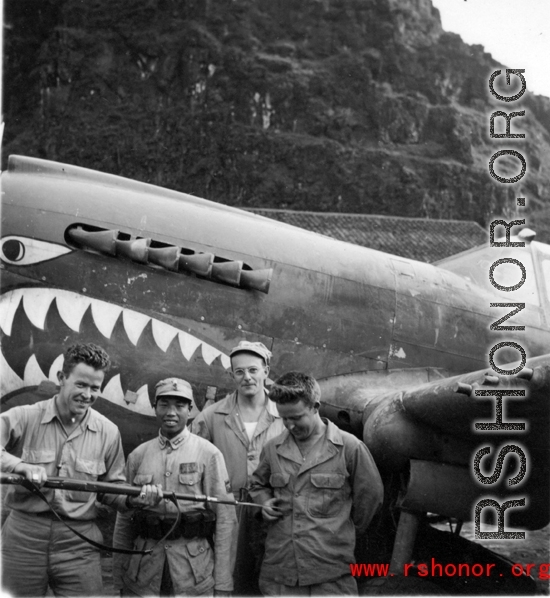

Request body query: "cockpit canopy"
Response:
[436, 234, 550, 311]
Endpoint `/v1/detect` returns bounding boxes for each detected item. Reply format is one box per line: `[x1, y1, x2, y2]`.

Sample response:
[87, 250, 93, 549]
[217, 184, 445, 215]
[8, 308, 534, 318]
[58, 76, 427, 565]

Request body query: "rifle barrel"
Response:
[0, 474, 262, 509]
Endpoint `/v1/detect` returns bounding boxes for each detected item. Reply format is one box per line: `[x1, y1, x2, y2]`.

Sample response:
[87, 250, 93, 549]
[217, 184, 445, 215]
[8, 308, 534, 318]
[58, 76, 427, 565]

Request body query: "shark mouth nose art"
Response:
[0, 288, 230, 415]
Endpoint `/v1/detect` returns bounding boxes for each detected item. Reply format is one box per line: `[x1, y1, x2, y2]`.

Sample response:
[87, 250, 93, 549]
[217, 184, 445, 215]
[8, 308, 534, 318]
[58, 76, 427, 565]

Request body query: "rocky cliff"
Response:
[3, 0, 550, 230]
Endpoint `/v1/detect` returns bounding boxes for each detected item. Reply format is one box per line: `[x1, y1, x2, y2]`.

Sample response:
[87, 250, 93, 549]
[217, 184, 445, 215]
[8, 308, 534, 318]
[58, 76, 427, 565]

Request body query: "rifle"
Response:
[0, 473, 264, 509]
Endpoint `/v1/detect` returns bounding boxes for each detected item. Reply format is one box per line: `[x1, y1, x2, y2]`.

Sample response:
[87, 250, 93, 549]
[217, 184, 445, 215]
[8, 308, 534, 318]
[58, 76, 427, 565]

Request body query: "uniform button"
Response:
[167, 447, 173, 454]
[199, 547, 205, 553]
[165, 545, 169, 549]
[165, 472, 171, 477]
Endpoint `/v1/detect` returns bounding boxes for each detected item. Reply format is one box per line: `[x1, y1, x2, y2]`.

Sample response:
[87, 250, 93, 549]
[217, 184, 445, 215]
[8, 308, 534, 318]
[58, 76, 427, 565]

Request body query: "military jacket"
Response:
[113, 428, 237, 595]
[191, 391, 285, 493]
[249, 419, 383, 587]
[0, 397, 127, 518]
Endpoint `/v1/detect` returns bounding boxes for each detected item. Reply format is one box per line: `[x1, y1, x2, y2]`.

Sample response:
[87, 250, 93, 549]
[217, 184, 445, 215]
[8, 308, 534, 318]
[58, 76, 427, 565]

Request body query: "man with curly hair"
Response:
[1, 342, 160, 597]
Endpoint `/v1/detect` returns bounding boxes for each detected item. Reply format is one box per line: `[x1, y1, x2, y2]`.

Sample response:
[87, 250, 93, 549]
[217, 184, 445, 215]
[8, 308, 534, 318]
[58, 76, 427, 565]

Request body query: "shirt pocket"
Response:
[69, 458, 107, 502]
[307, 472, 346, 518]
[178, 472, 201, 487]
[15, 450, 56, 499]
[21, 449, 56, 465]
[185, 537, 214, 585]
[269, 472, 290, 501]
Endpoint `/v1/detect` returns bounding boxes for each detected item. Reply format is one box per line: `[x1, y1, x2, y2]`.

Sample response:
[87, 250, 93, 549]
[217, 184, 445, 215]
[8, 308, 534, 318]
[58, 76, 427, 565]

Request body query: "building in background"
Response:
[246, 209, 487, 263]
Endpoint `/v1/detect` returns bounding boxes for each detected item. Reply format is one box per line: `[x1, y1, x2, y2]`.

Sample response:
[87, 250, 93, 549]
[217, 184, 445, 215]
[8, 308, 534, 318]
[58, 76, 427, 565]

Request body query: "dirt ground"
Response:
[460, 522, 550, 595]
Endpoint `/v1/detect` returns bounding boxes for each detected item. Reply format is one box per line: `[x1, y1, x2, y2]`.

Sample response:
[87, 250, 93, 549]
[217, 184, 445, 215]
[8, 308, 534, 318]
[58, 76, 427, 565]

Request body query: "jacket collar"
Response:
[275, 419, 342, 471]
[41, 396, 98, 431]
[158, 426, 189, 449]
[216, 391, 279, 416]
[222, 391, 280, 448]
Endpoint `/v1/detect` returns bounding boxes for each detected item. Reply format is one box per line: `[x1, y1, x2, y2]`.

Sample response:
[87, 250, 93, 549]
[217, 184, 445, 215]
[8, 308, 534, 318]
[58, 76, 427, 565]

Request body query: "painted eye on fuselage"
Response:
[0, 236, 72, 266]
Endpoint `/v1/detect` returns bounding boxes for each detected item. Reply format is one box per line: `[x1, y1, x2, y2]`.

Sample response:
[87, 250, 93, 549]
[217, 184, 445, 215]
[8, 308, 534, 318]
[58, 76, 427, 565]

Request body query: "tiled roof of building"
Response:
[246, 209, 487, 263]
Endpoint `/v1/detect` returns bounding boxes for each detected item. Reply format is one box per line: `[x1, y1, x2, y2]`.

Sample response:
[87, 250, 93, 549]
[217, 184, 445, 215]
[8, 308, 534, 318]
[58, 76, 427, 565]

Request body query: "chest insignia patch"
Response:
[179, 462, 199, 474]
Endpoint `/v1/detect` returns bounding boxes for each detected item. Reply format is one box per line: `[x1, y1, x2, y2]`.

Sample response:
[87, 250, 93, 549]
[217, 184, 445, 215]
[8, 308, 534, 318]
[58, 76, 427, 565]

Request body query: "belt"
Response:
[133, 510, 216, 541]
[30, 510, 85, 522]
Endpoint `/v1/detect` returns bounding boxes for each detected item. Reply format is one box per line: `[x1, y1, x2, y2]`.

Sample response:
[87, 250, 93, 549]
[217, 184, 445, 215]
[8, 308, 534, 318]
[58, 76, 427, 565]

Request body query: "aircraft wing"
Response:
[320, 355, 550, 531]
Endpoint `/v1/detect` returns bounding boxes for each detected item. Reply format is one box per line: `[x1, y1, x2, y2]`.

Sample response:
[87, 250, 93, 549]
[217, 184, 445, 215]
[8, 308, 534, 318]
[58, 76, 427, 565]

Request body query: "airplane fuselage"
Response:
[2, 156, 549, 420]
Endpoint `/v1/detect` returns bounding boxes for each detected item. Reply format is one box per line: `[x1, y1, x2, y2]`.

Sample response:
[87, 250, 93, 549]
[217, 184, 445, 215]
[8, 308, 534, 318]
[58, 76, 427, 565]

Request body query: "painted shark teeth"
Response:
[48, 354, 64, 382]
[102, 374, 125, 405]
[134, 384, 155, 415]
[23, 355, 49, 386]
[0, 350, 25, 397]
[23, 288, 56, 330]
[1, 288, 230, 412]
[1, 289, 228, 364]
[101, 378, 155, 416]
[122, 310, 150, 346]
[100, 374, 153, 416]
[178, 330, 202, 360]
[91, 301, 122, 339]
[56, 291, 93, 332]
[0, 289, 24, 336]
[151, 319, 178, 352]
[202, 343, 222, 366]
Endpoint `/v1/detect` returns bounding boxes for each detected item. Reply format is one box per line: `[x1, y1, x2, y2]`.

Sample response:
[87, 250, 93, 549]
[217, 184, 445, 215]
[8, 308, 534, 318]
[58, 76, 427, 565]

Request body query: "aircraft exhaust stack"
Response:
[516, 367, 534, 380]
[179, 252, 214, 276]
[66, 224, 271, 293]
[211, 261, 243, 285]
[148, 246, 180, 271]
[240, 268, 273, 293]
[115, 238, 150, 263]
[67, 227, 118, 255]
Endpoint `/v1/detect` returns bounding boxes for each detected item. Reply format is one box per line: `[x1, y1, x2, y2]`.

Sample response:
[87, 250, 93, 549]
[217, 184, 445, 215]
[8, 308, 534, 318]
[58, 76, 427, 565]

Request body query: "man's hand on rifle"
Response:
[13, 462, 48, 486]
[127, 483, 163, 508]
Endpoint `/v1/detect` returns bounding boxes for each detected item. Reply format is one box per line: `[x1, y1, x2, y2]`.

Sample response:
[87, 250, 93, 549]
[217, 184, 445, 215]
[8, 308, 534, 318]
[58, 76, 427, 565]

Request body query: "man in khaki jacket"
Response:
[250, 371, 384, 596]
[113, 378, 236, 596]
[192, 341, 285, 595]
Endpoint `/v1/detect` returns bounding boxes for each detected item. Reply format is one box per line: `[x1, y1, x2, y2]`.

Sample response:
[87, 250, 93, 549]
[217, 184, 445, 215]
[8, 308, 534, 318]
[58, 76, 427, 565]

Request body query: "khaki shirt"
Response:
[0, 397, 127, 519]
[113, 428, 237, 594]
[191, 392, 285, 493]
[249, 420, 383, 587]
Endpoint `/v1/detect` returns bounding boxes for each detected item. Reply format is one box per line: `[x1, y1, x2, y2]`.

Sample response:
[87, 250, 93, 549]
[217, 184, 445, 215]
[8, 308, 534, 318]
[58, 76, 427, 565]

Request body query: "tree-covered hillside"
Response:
[3, 0, 550, 231]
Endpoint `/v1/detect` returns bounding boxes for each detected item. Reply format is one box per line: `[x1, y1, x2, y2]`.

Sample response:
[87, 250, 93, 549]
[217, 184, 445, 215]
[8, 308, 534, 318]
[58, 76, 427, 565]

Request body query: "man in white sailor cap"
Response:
[192, 341, 285, 595]
[113, 377, 237, 596]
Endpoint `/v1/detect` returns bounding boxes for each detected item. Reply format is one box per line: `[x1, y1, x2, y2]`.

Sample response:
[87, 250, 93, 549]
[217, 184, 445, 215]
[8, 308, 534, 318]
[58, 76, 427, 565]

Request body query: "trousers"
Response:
[233, 504, 267, 596]
[1, 510, 103, 597]
[259, 574, 358, 596]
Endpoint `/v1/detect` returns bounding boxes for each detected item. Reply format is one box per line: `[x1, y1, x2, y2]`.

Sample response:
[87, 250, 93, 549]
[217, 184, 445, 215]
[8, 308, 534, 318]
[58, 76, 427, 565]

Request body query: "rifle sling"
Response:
[20, 478, 181, 556]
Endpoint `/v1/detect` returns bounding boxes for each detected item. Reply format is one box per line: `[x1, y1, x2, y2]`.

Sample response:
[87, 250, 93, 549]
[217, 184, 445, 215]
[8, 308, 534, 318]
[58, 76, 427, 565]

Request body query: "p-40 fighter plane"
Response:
[1, 155, 549, 594]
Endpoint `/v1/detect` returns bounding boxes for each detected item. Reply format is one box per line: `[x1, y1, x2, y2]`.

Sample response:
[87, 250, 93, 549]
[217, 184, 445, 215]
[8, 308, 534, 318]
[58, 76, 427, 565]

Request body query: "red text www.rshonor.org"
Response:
[350, 561, 550, 580]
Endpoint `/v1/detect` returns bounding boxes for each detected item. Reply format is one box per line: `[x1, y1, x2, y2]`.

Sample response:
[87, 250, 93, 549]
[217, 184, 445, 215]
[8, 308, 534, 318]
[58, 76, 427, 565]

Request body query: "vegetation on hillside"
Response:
[3, 0, 550, 228]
